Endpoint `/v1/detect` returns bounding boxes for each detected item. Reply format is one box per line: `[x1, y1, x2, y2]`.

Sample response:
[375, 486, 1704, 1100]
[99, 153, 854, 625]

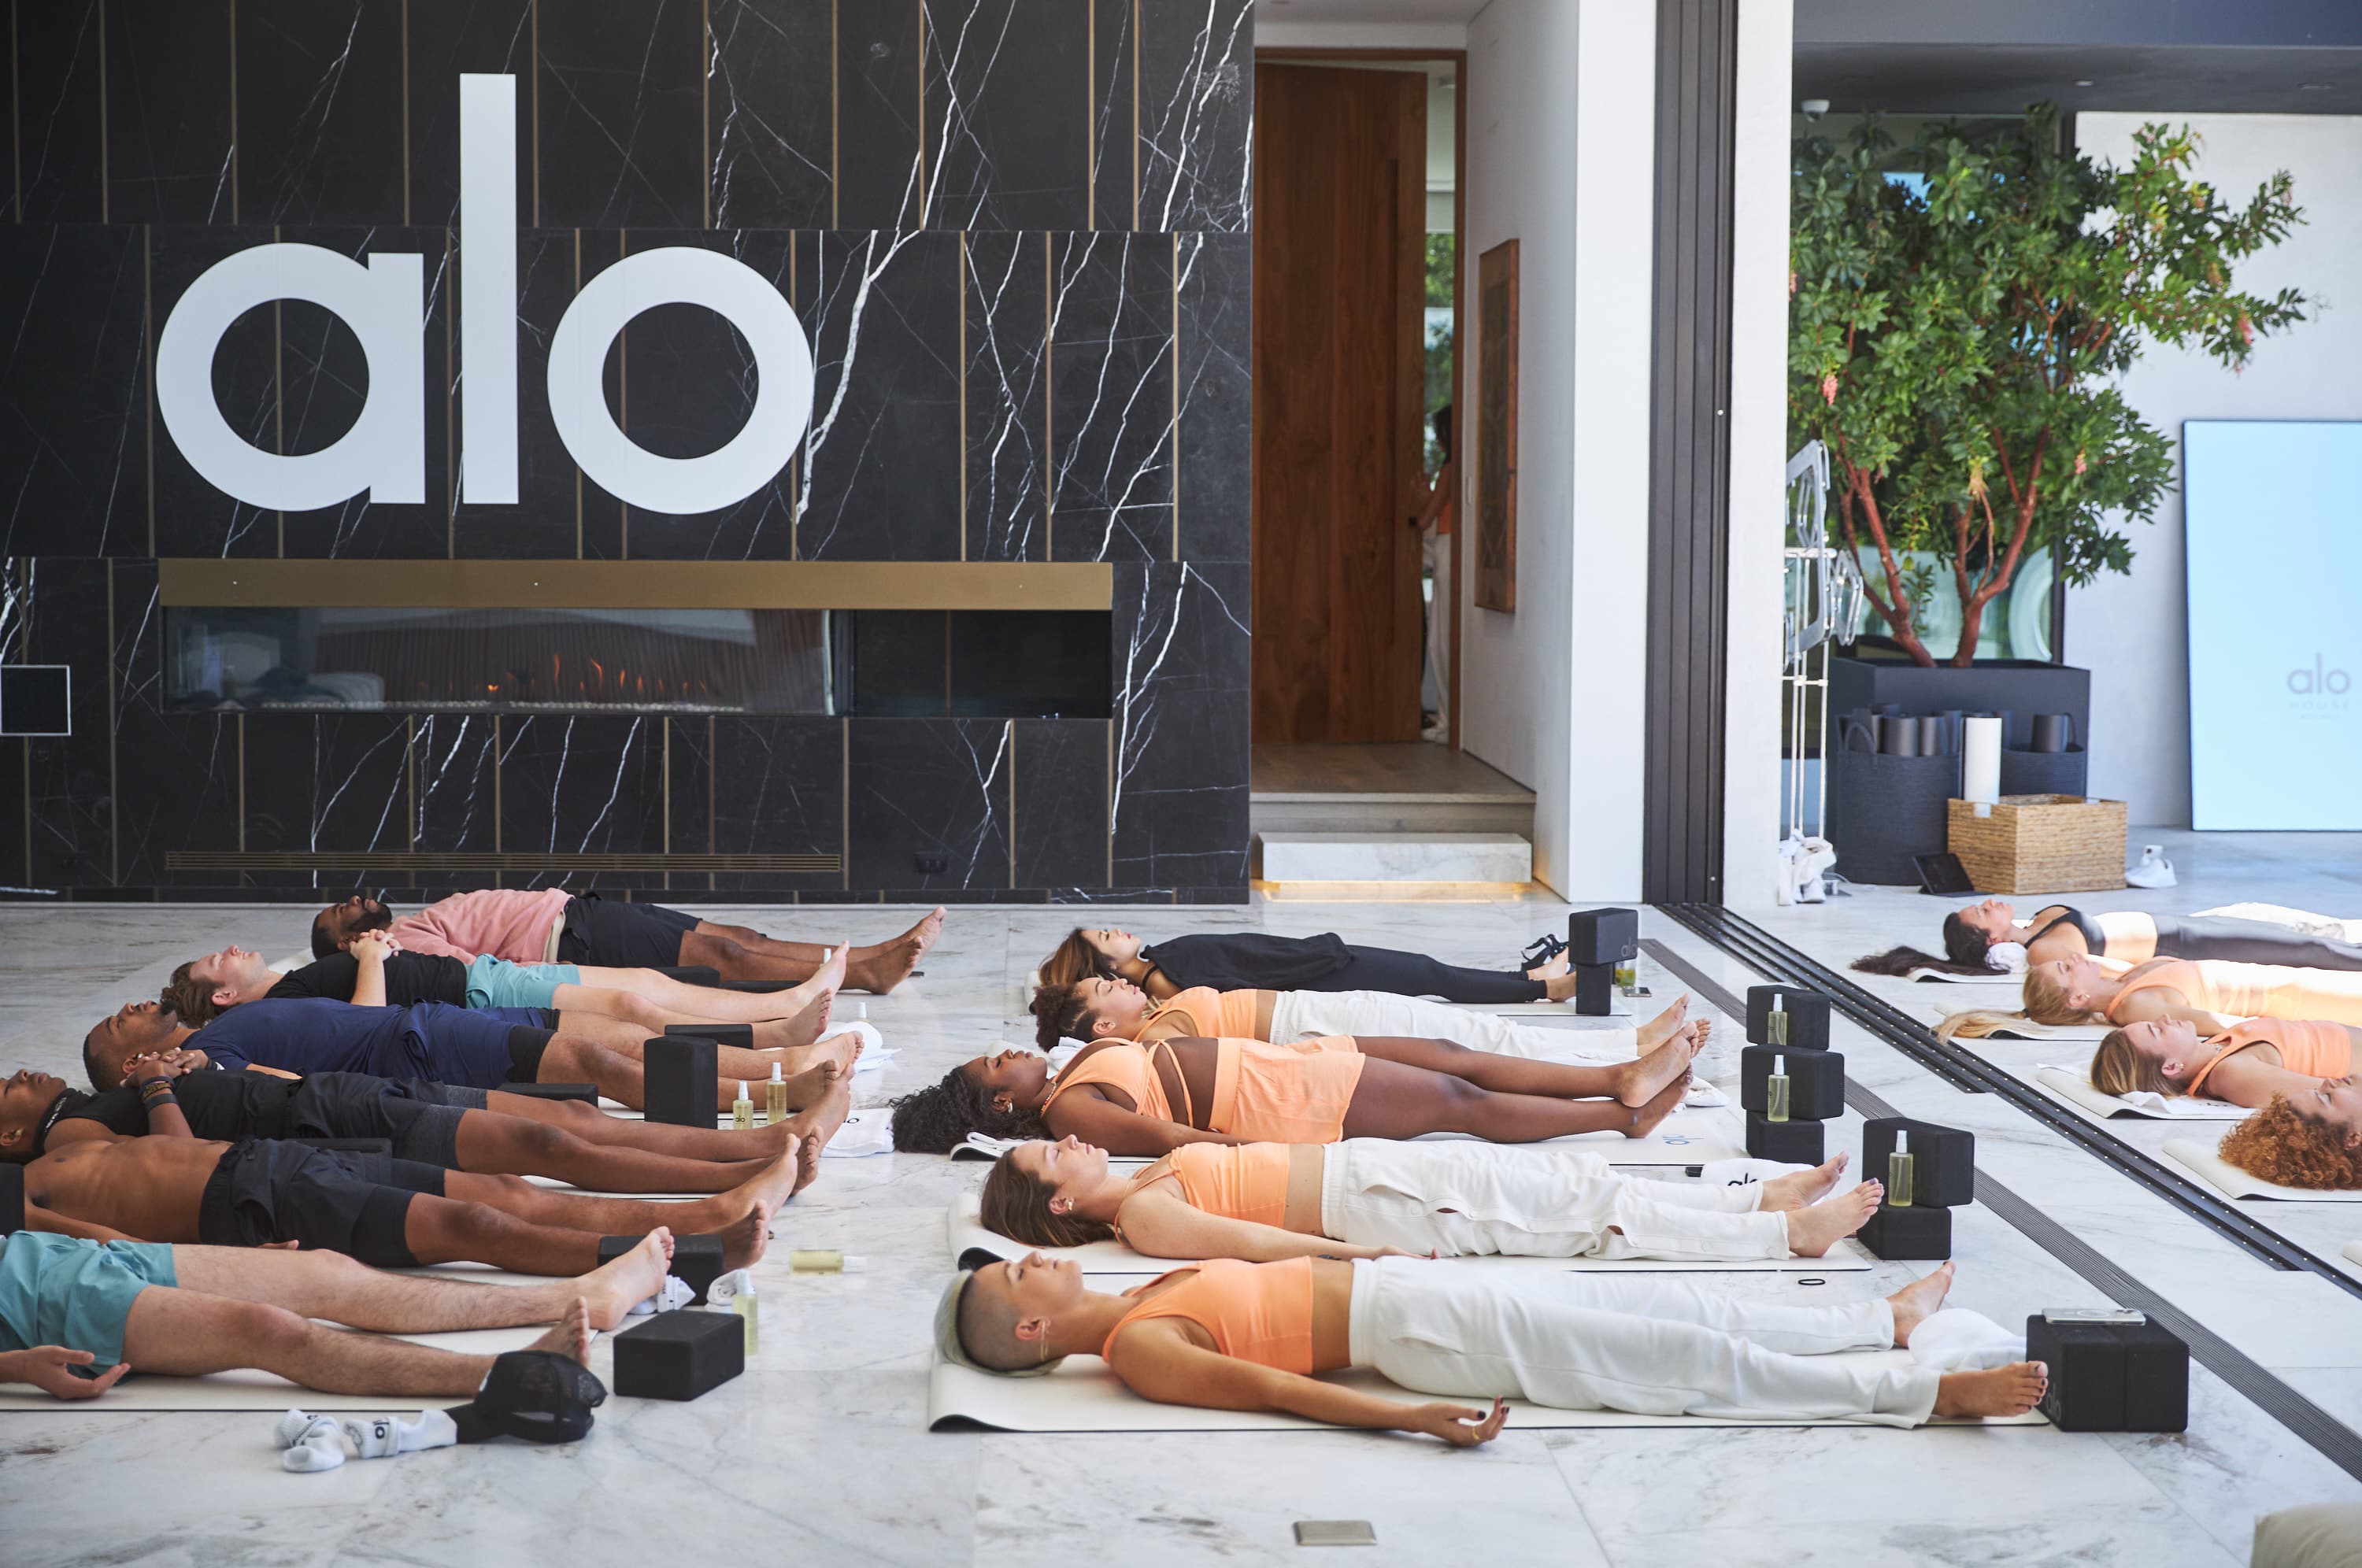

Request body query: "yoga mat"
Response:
[1416, 1104, 1746, 1165]
[2341, 1242, 2362, 1270]
[927, 1357, 2045, 1433]
[1935, 1008, 2108, 1041]
[946, 1193, 1871, 1275]
[2029, 1066, 2249, 1122]
[2164, 1138, 2362, 1202]
[0, 1324, 569, 1413]
[1962, 716, 2001, 804]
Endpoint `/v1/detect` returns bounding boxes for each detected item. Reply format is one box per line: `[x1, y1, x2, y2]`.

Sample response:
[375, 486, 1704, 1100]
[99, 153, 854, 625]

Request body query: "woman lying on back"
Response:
[2089, 1016, 2356, 1110]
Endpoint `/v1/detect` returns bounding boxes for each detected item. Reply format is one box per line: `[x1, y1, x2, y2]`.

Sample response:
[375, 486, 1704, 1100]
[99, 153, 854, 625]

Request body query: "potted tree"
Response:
[1790, 107, 2306, 741]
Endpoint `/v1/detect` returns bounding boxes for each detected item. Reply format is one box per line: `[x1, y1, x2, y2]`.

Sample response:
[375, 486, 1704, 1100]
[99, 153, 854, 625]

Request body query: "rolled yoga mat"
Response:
[927, 1356, 2045, 1433]
[946, 1193, 1871, 1275]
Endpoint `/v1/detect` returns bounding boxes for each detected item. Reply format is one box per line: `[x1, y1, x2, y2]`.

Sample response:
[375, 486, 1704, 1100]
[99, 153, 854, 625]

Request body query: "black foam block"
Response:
[665, 1022, 753, 1051]
[0, 1163, 21, 1234]
[2025, 1315, 2189, 1433]
[1565, 908, 1639, 967]
[613, 1310, 744, 1401]
[1861, 1117, 1975, 1207]
[602, 1232, 727, 1304]
[1744, 1111, 1825, 1165]
[643, 1034, 718, 1127]
[1739, 1046, 1846, 1121]
[1572, 963, 1614, 1016]
[292, 1137, 394, 1156]
[1745, 986, 1832, 1050]
[652, 966, 722, 986]
[497, 1082, 600, 1104]
[1857, 1203, 1950, 1260]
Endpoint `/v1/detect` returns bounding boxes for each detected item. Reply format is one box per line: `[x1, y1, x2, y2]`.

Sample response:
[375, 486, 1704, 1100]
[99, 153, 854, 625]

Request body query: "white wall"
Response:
[2070, 114, 2362, 826]
[1722, 0, 1794, 908]
[1461, 0, 1657, 897]
[1254, 20, 1468, 51]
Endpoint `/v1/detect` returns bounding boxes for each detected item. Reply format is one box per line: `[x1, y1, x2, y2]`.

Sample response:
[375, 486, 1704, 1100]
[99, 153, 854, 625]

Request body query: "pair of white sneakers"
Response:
[2126, 844, 2177, 889]
[274, 1407, 459, 1473]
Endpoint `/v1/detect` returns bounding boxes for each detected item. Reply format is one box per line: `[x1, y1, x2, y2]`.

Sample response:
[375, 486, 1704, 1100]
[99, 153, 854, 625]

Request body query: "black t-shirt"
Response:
[61, 1069, 304, 1141]
[267, 951, 470, 1007]
[1135, 931, 1354, 992]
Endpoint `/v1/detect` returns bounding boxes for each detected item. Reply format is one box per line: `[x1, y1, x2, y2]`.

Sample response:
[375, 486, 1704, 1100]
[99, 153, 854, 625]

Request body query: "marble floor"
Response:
[0, 884, 2351, 1565]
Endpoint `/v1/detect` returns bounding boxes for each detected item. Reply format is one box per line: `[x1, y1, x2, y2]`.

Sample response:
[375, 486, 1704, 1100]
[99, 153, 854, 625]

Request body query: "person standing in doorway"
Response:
[1415, 403, 1456, 741]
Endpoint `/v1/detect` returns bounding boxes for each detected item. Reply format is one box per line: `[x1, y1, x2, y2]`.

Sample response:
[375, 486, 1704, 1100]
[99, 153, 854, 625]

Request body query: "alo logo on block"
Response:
[2287, 655, 2352, 696]
[155, 74, 813, 517]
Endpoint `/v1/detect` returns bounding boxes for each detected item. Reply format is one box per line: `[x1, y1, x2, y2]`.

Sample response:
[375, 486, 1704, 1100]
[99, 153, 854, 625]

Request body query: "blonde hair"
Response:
[2089, 1028, 2177, 1098]
[1934, 967, 2101, 1041]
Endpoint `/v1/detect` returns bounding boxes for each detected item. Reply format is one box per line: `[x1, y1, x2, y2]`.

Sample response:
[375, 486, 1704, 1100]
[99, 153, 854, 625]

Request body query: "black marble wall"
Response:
[0, 0, 1252, 903]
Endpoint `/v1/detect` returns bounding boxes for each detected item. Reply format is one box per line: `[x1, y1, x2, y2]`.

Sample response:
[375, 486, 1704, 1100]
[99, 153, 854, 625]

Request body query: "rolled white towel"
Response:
[1907, 1307, 2024, 1372]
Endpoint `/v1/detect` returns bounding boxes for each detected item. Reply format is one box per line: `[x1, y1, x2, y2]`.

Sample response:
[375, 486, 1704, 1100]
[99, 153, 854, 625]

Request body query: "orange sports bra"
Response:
[2105, 960, 2206, 1023]
[2186, 1019, 2353, 1096]
[1042, 1041, 1185, 1124]
[1142, 1143, 1292, 1229]
[1148, 987, 1263, 1040]
[1101, 1257, 1316, 1374]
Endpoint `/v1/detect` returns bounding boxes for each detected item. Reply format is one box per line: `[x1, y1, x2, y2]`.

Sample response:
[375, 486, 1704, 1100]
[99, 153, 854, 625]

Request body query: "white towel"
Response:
[817, 1109, 895, 1159]
[2032, 1065, 2249, 1122]
[1908, 1309, 2025, 1373]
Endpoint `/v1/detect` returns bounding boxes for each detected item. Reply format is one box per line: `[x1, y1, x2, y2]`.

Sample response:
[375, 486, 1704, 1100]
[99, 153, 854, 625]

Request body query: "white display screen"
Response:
[2184, 420, 2362, 829]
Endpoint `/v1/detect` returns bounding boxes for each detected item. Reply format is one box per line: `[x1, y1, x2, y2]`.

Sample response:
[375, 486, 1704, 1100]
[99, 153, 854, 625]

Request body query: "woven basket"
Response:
[1946, 795, 2126, 894]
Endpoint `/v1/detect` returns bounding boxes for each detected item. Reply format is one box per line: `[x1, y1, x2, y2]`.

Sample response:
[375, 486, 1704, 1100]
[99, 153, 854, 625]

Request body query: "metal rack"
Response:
[1780, 440, 1863, 843]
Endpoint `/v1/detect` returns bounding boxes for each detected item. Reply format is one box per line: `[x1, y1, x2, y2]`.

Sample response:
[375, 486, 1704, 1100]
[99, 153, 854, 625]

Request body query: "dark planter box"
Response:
[1823, 743, 1957, 886]
[1829, 655, 2089, 754]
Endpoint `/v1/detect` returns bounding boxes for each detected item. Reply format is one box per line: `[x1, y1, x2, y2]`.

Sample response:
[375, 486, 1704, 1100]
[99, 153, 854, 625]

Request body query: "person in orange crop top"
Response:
[2088, 1015, 2359, 1109]
[1029, 976, 1712, 1073]
[888, 1023, 1702, 1155]
[1937, 955, 2362, 1041]
[980, 1134, 1884, 1263]
[2219, 1073, 2362, 1190]
[936, 1251, 2049, 1437]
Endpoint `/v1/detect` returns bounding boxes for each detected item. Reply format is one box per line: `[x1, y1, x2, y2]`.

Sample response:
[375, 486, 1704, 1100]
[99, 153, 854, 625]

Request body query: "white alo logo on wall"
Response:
[155, 74, 813, 516]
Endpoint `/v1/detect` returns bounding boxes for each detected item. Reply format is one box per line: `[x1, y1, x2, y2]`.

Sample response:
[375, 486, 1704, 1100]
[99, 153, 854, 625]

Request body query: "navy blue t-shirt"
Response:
[193, 997, 413, 1075]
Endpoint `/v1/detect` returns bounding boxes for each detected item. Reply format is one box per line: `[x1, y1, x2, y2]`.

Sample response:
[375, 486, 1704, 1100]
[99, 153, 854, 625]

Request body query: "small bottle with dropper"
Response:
[765, 1061, 789, 1126]
[1765, 992, 1790, 1048]
[1765, 1054, 1790, 1123]
[732, 1079, 753, 1132]
[1888, 1130, 1916, 1207]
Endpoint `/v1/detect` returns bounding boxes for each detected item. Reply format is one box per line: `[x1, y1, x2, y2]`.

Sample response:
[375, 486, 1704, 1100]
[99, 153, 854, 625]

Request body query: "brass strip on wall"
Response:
[168, 852, 841, 874]
[158, 559, 1116, 611]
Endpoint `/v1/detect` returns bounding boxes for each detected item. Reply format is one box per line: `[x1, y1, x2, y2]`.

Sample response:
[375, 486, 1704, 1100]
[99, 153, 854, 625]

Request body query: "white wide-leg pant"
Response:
[1320, 1141, 1788, 1261]
[1347, 1256, 1937, 1426]
[1271, 989, 1635, 1063]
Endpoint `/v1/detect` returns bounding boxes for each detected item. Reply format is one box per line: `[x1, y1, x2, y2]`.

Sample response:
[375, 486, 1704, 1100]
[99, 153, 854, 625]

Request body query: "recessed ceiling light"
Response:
[2074, 79, 2094, 87]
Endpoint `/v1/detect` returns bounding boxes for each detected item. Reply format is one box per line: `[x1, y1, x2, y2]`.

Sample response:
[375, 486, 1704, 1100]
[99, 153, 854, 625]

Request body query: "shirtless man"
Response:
[0, 1225, 668, 1400]
[313, 889, 945, 993]
[170, 930, 849, 1051]
[14, 1126, 795, 1274]
[83, 995, 856, 1115]
[6, 1056, 850, 1196]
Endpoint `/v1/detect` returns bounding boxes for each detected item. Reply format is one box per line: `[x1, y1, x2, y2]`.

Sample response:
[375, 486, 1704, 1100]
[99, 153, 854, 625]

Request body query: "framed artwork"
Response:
[1475, 239, 1519, 612]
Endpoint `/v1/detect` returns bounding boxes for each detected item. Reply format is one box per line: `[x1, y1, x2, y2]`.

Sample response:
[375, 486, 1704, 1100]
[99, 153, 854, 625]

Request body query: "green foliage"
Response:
[1425, 233, 1457, 307]
[1790, 106, 2308, 665]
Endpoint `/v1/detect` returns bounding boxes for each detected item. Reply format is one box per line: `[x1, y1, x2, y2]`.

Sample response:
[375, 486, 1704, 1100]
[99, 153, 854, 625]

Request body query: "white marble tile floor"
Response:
[0, 890, 2351, 1564]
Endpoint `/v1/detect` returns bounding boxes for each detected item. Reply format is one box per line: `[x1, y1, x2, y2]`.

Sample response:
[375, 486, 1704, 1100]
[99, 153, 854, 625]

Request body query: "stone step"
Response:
[1255, 831, 1533, 884]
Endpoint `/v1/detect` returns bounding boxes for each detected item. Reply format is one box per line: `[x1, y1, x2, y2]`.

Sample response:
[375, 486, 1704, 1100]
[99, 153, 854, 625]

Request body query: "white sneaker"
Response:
[2125, 844, 2176, 889]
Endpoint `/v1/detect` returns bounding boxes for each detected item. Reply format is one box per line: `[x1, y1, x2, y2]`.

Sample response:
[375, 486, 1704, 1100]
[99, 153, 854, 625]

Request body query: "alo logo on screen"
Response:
[2286, 655, 2353, 697]
[155, 74, 813, 518]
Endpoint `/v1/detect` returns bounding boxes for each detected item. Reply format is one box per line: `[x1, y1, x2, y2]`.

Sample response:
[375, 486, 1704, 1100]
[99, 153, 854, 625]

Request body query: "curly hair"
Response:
[1030, 982, 1099, 1053]
[1934, 967, 2096, 1041]
[161, 963, 232, 1029]
[980, 1148, 1117, 1248]
[1038, 929, 1113, 989]
[1854, 913, 1995, 978]
[2218, 1095, 2362, 1190]
[2089, 1028, 2177, 1098]
[889, 1065, 1048, 1153]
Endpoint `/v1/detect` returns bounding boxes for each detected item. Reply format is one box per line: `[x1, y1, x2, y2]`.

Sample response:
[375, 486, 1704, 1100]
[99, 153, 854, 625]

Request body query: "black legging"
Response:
[1294, 945, 1547, 1005]
[2153, 915, 2362, 971]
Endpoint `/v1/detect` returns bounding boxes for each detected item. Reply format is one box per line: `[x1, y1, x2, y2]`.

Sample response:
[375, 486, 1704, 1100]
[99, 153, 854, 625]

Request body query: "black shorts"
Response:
[556, 893, 699, 968]
[196, 1140, 449, 1267]
[507, 1026, 558, 1084]
[283, 1073, 481, 1168]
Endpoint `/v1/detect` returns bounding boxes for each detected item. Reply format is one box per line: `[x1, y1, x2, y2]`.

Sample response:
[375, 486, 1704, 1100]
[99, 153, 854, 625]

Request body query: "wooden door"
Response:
[1251, 65, 1427, 743]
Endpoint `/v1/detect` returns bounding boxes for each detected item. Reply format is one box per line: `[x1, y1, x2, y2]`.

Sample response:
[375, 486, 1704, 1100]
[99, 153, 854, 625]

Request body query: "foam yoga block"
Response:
[1745, 986, 1833, 1051]
[498, 1082, 600, 1104]
[1745, 1111, 1826, 1165]
[612, 1311, 744, 1401]
[2024, 1315, 2189, 1432]
[603, 1233, 727, 1304]
[1861, 1119, 1975, 1207]
[643, 1035, 718, 1127]
[1572, 964, 1615, 1017]
[1858, 1204, 1950, 1260]
[1564, 908, 1639, 967]
[665, 1022, 753, 1051]
[1738, 1047, 1847, 1121]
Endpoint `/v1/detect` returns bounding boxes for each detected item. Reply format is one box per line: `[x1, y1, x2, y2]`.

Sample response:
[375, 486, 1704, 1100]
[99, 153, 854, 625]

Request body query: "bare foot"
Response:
[1934, 1361, 2047, 1419]
[1611, 1023, 1703, 1107]
[1621, 1070, 1691, 1138]
[1636, 995, 1691, 1051]
[718, 1202, 775, 1269]
[1784, 1180, 1882, 1257]
[908, 906, 947, 958]
[755, 989, 836, 1052]
[1885, 1260, 1956, 1347]
[579, 1228, 675, 1330]
[789, 1133, 823, 1197]
[1761, 1153, 1849, 1211]
[1529, 951, 1574, 984]
[526, 1298, 595, 1366]
[787, 1060, 857, 1156]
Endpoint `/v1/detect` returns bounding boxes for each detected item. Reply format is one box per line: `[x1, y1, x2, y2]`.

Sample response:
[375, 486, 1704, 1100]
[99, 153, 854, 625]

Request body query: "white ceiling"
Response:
[1255, 0, 1490, 22]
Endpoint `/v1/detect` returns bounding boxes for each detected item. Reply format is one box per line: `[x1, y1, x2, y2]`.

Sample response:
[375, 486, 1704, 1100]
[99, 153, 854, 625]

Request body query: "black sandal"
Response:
[1519, 934, 1567, 968]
